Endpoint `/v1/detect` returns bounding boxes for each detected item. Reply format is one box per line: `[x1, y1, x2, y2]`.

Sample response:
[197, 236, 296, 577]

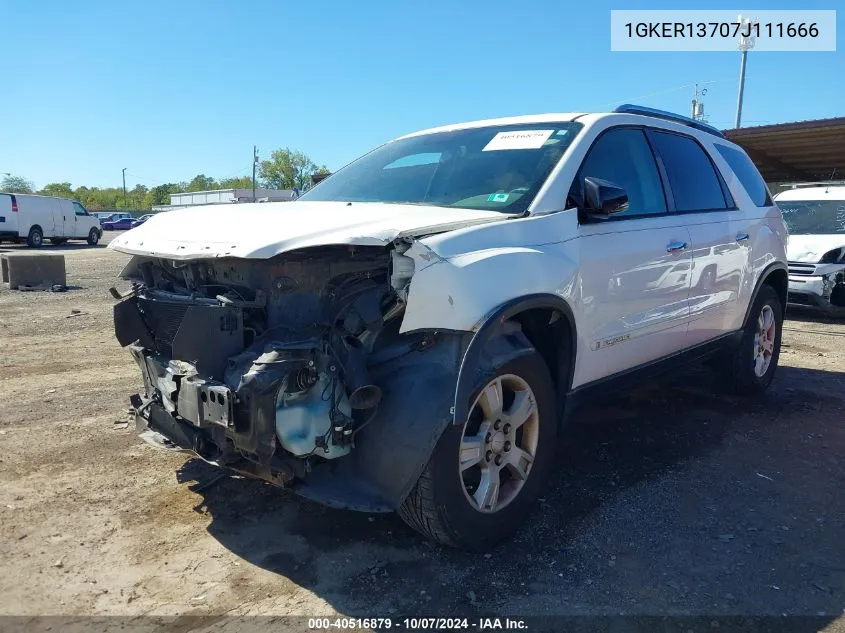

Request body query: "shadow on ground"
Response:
[0, 242, 105, 253]
[178, 363, 844, 621]
[785, 307, 845, 325]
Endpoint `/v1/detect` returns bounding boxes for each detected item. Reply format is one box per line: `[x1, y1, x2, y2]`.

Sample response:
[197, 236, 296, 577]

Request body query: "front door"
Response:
[571, 127, 693, 386]
[71, 202, 91, 237]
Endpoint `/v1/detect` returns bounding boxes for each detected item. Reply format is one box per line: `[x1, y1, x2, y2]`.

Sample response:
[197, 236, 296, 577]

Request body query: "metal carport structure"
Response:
[723, 117, 845, 184]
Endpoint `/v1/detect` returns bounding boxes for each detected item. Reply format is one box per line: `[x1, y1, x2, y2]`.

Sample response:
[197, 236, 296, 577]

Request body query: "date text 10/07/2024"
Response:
[624, 22, 819, 39]
[307, 617, 528, 630]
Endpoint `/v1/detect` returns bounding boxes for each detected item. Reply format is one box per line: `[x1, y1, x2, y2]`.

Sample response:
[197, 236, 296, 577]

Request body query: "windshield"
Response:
[777, 199, 845, 234]
[300, 122, 582, 213]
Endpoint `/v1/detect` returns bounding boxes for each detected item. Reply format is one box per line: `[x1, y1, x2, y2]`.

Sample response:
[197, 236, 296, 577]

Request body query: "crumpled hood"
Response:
[108, 201, 507, 260]
[786, 234, 845, 263]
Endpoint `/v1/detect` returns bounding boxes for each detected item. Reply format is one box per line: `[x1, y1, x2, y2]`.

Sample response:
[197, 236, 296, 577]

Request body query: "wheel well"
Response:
[510, 307, 575, 415]
[763, 268, 788, 310]
[29, 224, 42, 234]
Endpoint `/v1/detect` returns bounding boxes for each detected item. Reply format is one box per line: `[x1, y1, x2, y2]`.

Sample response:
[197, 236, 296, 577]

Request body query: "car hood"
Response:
[786, 234, 845, 263]
[107, 201, 508, 260]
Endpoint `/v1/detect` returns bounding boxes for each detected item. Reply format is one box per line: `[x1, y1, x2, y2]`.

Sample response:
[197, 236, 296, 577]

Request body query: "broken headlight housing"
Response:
[826, 271, 845, 307]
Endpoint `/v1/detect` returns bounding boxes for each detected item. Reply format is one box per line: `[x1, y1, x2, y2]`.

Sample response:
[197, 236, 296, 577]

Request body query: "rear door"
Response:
[0, 194, 16, 237]
[573, 127, 693, 385]
[646, 129, 745, 346]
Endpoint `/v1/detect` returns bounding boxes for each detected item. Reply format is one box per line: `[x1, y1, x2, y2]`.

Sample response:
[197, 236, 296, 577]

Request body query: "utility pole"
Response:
[735, 15, 757, 128]
[122, 168, 128, 209]
[252, 146, 258, 202]
[691, 84, 708, 121]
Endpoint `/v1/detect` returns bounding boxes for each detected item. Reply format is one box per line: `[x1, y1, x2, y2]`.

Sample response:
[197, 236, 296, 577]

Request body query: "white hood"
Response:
[108, 201, 507, 260]
[786, 234, 845, 263]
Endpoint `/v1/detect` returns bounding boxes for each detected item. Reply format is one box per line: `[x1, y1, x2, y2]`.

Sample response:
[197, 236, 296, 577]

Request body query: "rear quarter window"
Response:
[715, 144, 773, 207]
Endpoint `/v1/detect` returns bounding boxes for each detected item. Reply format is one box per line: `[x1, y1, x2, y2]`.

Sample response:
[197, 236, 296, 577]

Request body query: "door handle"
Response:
[666, 240, 688, 254]
[736, 232, 750, 243]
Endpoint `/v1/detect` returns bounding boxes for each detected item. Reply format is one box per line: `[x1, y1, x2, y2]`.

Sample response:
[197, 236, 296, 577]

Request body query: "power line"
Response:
[587, 78, 742, 112]
[123, 166, 253, 191]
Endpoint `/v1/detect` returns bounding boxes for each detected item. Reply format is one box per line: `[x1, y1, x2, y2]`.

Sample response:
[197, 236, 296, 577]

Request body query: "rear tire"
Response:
[87, 228, 100, 246]
[27, 226, 43, 248]
[719, 284, 782, 395]
[398, 352, 557, 550]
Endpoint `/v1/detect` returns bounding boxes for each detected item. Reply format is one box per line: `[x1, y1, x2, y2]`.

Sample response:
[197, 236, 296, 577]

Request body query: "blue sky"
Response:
[0, 0, 840, 189]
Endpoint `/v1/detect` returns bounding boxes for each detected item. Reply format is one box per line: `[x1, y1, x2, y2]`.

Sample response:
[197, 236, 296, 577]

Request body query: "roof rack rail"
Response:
[613, 104, 725, 138]
[780, 181, 845, 189]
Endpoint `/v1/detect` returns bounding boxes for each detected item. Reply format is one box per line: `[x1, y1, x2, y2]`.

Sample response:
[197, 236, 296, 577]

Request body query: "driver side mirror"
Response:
[582, 176, 629, 220]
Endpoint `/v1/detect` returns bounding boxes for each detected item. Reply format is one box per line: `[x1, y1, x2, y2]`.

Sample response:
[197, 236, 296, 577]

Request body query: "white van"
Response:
[0, 193, 102, 247]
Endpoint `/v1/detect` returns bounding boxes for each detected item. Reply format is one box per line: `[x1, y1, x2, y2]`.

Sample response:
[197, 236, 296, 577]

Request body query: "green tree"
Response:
[40, 182, 74, 198]
[74, 186, 124, 210]
[259, 148, 323, 190]
[218, 176, 253, 189]
[149, 183, 180, 206]
[129, 184, 148, 209]
[1, 174, 34, 193]
[187, 174, 217, 192]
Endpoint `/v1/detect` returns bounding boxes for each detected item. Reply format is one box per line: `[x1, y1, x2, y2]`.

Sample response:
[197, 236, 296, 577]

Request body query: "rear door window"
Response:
[648, 131, 728, 212]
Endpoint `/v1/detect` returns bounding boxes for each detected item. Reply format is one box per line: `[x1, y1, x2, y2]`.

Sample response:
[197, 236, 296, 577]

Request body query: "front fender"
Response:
[399, 243, 579, 334]
[294, 332, 469, 511]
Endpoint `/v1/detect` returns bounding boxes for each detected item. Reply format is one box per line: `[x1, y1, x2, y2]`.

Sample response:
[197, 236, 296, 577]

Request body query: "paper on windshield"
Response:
[483, 130, 555, 151]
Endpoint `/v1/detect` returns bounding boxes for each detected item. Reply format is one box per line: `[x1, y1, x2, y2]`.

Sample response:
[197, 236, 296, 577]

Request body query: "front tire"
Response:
[398, 353, 557, 550]
[27, 226, 43, 248]
[87, 228, 100, 246]
[720, 284, 783, 395]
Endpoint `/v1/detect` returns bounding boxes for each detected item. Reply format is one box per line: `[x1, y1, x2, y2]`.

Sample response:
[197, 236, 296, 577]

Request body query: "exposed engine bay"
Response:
[112, 241, 464, 510]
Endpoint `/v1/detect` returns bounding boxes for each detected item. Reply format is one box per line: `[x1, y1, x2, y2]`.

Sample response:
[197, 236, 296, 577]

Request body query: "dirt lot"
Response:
[1, 234, 843, 625]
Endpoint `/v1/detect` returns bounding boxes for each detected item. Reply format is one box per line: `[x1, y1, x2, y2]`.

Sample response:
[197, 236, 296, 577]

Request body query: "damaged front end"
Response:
[113, 242, 465, 511]
[787, 246, 845, 314]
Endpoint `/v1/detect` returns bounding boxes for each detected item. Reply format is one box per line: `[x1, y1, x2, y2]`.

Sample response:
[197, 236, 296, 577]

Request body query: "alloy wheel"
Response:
[459, 374, 539, 514]
[753, 304, 776, 377]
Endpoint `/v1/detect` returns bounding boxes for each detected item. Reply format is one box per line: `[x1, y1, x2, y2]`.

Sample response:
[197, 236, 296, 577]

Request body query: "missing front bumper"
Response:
[132, 395, 298, 487]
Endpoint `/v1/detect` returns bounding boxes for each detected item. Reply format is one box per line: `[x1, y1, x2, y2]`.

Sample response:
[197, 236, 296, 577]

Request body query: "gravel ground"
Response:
[0, 234, 843, 628]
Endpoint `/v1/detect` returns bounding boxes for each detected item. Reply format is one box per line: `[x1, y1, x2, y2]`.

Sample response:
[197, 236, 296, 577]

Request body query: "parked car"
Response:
[130, 214, 154, 228]
[774, 182, 845, 314]
[109, 105, 788, 549]
[99, 212, 132, 229]
[0, 193, 102, 246]
[102, 216, 138, 231]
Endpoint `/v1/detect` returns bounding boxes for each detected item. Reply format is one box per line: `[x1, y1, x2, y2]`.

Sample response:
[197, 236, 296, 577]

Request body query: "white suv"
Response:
[774, 183, 845, 314]
[110, 105, 788, 549]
